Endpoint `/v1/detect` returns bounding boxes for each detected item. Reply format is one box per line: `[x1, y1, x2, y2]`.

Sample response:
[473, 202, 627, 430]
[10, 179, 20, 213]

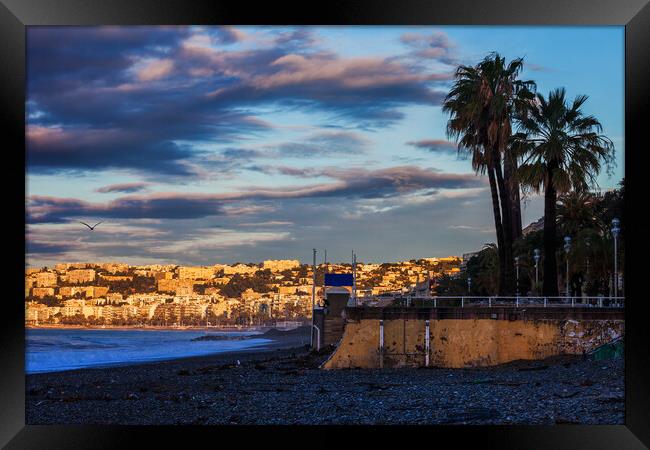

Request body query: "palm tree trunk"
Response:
[543, 171, 559, 296]
[487, 167, 506, 295]
[504, 153, 523, 241]
[494, 156, 515, 295]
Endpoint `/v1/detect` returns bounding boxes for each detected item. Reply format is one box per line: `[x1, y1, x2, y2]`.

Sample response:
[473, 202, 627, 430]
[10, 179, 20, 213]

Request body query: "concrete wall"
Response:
[322, 318, 624, 369]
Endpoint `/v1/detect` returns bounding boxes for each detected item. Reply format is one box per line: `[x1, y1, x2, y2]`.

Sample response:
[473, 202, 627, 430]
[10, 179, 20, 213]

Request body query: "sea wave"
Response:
[26, 328, 271, 374]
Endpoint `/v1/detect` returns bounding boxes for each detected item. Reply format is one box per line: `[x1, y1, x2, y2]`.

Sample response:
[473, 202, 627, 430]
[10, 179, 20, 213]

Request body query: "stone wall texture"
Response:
[322, 318, 624, 369]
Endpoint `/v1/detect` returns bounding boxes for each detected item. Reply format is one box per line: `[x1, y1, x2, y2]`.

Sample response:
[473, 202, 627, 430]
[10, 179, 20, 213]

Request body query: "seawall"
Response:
[322, 307, 624, 369]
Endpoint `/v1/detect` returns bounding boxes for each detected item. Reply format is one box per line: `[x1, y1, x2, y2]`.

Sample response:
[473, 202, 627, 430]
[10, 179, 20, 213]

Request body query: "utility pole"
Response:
[311, 248, 317, 347]
[352, 251, 357, 306]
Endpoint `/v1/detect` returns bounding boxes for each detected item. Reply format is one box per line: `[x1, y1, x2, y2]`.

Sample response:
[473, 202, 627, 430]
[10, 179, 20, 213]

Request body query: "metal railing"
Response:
[358, 295, 625, 308]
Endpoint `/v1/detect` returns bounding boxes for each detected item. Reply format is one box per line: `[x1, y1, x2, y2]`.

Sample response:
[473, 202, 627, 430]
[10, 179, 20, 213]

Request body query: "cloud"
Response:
[206, 51, 448, 120]
[26, 26, 456, 178]
[26, 218, 295, 267]
[239, 221, 294, 227]
[26, 125, 196, 176]
[407, 139, 459, 154]
[194, 147, 268, 177]
[27, 194, 226, 224]
[273, 130, 371, 157]
[26, 241, 75, 256]
[272, 28, 319, 48]
[26, 186, 496, 266]
[27, 26, 188, 84]
[27, 166, 485, 224]
[136, 58, 175, 81]
[24, 26, 503, 267]
[26, 107, 270, 177]
[257, 165, 482, 189]
[218, 27, 248, 44]
[190, 27, 248, 46]
[95, 182, 151, 193]
[399, 31, 457, 65]
[447, 224, 494, 233]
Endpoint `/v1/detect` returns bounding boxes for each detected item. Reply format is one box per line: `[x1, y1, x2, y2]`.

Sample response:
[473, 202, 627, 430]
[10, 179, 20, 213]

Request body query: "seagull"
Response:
[79, 221, 103, 231]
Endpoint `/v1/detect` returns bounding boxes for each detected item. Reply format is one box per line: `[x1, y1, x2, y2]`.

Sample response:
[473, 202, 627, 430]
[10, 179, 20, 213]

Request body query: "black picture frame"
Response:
[2, 0, 648, 447]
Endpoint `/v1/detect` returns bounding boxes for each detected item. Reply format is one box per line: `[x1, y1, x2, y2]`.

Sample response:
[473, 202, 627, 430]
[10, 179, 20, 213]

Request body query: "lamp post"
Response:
[585, 241, 591, 301]
[533, 249, 541, 287]
[515, 256, 520, 296]
[564, 236, 571, 301]
[611, 218, 620, 301]
[467, 276, 472, 295]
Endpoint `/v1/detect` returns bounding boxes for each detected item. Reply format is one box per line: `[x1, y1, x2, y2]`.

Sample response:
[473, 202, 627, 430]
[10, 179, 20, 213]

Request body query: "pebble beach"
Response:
[26, 327, 624, 425]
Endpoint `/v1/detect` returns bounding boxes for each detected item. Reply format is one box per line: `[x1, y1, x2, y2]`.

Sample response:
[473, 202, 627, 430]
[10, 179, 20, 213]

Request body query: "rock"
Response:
[555, 390, 580, 399]
[27, 387, 43, 396]
[517, 365, 549, 371]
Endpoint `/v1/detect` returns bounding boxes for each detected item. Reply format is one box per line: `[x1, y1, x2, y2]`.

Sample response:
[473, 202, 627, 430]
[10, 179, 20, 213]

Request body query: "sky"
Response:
[25, 26, 624, 267]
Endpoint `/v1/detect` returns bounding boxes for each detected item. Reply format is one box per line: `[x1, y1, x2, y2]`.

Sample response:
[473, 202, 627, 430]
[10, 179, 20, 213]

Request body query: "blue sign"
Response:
[324, 273, 354, 287]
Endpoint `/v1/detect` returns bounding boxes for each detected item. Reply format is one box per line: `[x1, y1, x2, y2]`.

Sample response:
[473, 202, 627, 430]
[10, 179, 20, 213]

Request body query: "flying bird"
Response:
[79, 221, 103, 231]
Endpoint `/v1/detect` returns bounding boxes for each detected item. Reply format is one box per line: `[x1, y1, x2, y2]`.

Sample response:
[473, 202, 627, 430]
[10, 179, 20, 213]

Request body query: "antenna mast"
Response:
[311, 248, 317, 347]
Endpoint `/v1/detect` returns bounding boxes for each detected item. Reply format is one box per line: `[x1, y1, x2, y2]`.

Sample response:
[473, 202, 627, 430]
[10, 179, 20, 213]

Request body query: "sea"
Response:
[26, 328, 273, 374]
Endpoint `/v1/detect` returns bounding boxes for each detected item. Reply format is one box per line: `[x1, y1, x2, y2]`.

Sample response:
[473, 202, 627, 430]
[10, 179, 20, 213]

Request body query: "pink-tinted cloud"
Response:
[27, 26, 456, 178]
[206, 51, 449, 103]
[400, 31, 457, 65]
[95, 182, 151, 193]
[136, 58, 175, 81]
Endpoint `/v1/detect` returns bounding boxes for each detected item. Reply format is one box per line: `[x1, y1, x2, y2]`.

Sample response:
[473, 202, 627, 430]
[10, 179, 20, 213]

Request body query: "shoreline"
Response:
[26, 326, 313, 375]
[34, 341, 308, 375]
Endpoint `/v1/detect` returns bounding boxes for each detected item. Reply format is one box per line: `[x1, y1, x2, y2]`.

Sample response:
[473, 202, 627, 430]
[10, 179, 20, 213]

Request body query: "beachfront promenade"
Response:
[353, 295, 625, 309]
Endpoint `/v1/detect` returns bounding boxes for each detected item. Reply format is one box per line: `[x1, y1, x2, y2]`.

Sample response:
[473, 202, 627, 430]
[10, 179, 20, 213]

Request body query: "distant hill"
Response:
[523, 217, 544, 235]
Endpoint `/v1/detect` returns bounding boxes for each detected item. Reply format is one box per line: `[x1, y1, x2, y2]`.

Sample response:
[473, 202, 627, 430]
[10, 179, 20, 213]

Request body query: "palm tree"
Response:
[557, 190, 602, 237]
[513, 88, 615, 296]
[443, 53, 535, 295]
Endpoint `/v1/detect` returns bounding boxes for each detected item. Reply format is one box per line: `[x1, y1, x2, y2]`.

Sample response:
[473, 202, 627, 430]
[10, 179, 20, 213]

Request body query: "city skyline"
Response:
[26, 26, 624, 267]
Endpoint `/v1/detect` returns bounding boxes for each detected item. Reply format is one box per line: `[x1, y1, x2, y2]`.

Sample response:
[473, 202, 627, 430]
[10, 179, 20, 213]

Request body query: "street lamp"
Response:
[514, 256, 520, 296]
[564, 236, 571, 300]
[585, 241, 591, 298]
[467, 276, 472, 295]
[611, 218, 620, 300]
[533, 249, 541, 287]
